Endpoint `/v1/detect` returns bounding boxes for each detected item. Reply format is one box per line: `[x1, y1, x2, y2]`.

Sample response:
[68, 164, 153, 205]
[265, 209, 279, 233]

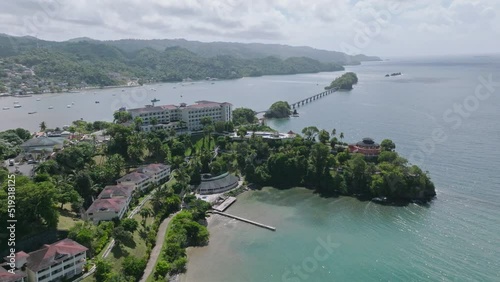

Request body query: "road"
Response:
[139, 211, 179, 282]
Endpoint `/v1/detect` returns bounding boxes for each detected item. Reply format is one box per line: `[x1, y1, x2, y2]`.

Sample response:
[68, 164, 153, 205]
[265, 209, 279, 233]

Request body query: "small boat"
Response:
[13, 101, 19, 104]
[121, 89, 125, 92]
[71, 102, 75, 105]
[13, 104, 21, 108]
[48, 106, 54, 109]
[67, 105, 71, 108]
[2, 107, 10, 110]
[36, 98, 41, 101]
[28, 111, 37, 114]
[95, 101, 100, 104]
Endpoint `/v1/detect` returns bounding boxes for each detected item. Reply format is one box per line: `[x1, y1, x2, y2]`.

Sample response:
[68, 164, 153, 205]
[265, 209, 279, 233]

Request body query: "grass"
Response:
[57, 203, 83, 231]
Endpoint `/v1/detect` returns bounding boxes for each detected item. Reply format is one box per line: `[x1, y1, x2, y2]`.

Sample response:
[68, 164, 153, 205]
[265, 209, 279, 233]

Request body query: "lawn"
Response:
[57, 204, 83, 231]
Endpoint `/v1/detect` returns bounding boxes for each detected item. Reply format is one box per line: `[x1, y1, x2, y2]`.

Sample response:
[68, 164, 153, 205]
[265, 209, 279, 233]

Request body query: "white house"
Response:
[85, 185, 134, 224]
[137, 163, 171, 184]
[2, 239, 87, 282]
[116, 172, 151, 191]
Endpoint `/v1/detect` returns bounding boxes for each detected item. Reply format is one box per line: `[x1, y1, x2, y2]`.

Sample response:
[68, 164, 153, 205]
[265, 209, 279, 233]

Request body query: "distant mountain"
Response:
[98, 38, 380, 65]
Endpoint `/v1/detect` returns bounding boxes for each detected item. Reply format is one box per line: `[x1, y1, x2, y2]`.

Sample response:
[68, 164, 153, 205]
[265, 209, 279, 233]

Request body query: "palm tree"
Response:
[40, 121, 47, 132]
[150, 117, 158, 131]
[331, 128, 336, 137]
[339, 132, 344, 144]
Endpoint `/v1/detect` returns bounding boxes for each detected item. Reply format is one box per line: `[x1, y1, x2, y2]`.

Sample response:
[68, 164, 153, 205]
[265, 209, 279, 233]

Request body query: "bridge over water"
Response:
[256, 87, 338, 114]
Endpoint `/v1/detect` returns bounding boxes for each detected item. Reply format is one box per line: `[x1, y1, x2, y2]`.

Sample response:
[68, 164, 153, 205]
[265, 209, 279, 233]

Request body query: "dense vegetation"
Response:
[264, 101, 292, 118]
[232, 107, 258, 126]
[0, 128, 31, 160]
[0, 35, 346, 88]
[325, 72, 359, 90]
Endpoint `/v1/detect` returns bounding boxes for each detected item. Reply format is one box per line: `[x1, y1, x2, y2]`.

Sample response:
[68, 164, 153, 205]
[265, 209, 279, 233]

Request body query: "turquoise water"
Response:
[183, 56, 500, 282]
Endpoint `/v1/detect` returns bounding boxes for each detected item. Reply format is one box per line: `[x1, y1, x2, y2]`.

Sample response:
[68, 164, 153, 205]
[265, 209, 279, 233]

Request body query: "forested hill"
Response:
[0, 34, 352, 88]
[101, 38, 381, 65]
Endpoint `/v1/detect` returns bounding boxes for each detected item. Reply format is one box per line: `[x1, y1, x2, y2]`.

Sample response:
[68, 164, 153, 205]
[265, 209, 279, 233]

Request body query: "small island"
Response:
[325, 72, 359, 90]
[264, 101, 292, 119]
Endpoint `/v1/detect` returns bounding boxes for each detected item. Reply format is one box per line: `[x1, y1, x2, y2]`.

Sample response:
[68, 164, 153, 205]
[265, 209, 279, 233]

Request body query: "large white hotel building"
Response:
[127, 100, 233, 131]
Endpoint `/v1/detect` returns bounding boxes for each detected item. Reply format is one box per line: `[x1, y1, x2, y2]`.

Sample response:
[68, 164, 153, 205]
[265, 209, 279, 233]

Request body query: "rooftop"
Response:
[23, 239, 87, 272]
[98, 185, 134, 199]
[116, 172, 150, 183]
[0, 265, 27, 282]
[86, 198, 127, 214]
[198, 172, 239, 191]
[20, 136, 61, 148]
[137, 163, 170, 174]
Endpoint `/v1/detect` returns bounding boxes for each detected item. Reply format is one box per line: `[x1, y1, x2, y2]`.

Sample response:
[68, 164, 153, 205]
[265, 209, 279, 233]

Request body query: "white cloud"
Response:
[0, 0, 498, 56]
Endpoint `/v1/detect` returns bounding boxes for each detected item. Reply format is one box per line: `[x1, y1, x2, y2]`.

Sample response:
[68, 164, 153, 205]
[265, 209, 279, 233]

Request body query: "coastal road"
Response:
[139, 211, 179, 282]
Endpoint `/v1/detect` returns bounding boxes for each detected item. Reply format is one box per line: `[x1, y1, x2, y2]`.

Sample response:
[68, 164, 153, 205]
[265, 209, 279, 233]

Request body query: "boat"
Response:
[67, 105, 71, 108]
[48, 106, 54, 109]
[151, 98, 160, 103]
[13, 101, 19, 104]
[95, 101, 100, 104]
[13, 105, 21, 108]
[36, 98, 41, 101]
[28, 111, 37, 114]
[71, 102, 75, 105]
[121, 89, 125, 92]
[2, 107, 10, 110]
[292, 109, 299, 117]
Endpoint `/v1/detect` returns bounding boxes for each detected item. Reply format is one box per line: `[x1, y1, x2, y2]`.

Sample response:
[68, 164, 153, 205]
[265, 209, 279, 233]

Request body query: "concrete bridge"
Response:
[256, 87, 338, 114]
[290, 87, 338, 109]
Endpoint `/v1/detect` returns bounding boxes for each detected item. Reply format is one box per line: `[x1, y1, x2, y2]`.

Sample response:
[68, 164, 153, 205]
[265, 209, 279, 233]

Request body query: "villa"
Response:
[84, 185, 134, 224]
[137, 163, 171, 185]
[116, 172, 151, 191]
[348, 137, 381, 157]
[1, 239, 87, 282]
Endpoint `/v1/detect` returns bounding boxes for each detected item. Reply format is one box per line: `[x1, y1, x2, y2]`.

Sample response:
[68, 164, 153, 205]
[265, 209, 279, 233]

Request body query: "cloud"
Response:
[0, 0, 498, 56]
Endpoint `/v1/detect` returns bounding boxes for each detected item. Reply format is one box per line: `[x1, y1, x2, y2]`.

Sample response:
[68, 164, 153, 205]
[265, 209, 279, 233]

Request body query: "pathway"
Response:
[139, 211, 179, 282]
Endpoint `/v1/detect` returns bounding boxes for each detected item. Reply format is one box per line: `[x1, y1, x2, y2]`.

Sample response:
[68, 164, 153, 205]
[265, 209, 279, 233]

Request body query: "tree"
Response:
[154, 260, 170, 279]
[325, 72, 358, 90]
[301, 126, 319, 141]
[122, 256, 147, 280]
[121, 218, 139, 232]
[39, 121, 47, 132]
[339, 132, 344, 143]
[232, 107, 257, 125]
[95, 259, 112, 282]
[133, 117, 143, 132]
[331, 128, 336, 137]
[318, 129, 330, 144]
[113, 111, 132, 123]
[237, 128, 247, 139]
[381, 139, 396, 152]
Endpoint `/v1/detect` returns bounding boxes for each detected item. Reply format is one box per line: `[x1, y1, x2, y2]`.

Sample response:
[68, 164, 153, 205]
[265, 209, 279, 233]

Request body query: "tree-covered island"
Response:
[325, 72, 359, 90]
[264, 101, 292, 118]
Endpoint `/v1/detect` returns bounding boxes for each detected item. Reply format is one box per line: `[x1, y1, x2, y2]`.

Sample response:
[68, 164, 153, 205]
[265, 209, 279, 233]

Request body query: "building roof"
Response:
[128, 106, 167, 114]
[137, 163, 170, 176]
[116, 172, 150, 184]
[24, 239, 87, 272]
[86, 198, 127, 214]
[355, 137, 380, 148]
[198, 172, 238, 191]
[98, 185, 134, 199]
[0, 265, 27, 282]
[20, 137, 60, 148]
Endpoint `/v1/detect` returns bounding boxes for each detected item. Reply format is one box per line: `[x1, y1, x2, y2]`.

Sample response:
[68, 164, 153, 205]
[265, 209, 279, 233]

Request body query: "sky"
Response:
[0, 0, 498, 57]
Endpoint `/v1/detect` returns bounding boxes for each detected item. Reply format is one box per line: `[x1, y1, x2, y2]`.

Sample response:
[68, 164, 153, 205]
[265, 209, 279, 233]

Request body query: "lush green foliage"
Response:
[232, 108, 258, 126]
[325, 72, 359, 90]
[0, 128, 31, 160]
[264, 101, 291, 118]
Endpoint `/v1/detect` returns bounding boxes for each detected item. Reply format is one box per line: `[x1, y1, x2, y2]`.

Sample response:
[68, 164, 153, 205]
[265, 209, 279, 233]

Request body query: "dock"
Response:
[213, 196, 237, 212]
[210, 210, 276, 231]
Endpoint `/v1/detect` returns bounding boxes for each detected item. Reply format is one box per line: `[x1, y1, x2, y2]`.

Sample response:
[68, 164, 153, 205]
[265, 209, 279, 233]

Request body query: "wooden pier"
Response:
[213, 196, 237, 212]
[210, 210, 276, 231]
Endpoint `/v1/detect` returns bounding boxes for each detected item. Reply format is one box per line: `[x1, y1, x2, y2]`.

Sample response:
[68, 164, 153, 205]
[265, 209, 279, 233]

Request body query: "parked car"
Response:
[9, 159, 14, 166]
[27, 159, 38, 164]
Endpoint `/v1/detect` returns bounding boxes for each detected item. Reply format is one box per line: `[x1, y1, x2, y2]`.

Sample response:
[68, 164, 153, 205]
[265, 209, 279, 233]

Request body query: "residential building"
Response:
[127, 100, 233, 132]
[116, 172, 151, 191]
[85, 185, 134, 224]
[0, 265, 27, 282]
[137, 163, 171, 184]
[1, 239, 87, 282]
[348, 137, 381, 157]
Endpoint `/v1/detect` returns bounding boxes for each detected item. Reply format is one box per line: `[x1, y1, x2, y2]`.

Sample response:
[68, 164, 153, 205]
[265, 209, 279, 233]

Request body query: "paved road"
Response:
[139, 211, 179, 282]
